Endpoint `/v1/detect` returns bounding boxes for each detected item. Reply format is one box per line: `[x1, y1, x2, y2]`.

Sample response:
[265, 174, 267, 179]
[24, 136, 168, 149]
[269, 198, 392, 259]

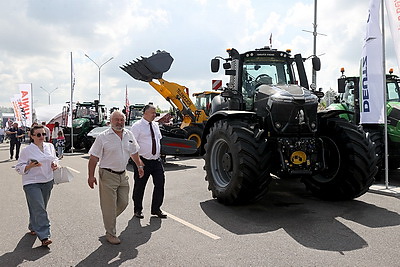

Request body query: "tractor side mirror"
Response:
[338, 78, 346, 93]
[211, 58, 220, 72]
[312, 56, 321, 71]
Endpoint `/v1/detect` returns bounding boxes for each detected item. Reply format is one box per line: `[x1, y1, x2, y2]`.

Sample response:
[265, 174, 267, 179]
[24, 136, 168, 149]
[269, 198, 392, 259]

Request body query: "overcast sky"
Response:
[0, 0, 398, 112]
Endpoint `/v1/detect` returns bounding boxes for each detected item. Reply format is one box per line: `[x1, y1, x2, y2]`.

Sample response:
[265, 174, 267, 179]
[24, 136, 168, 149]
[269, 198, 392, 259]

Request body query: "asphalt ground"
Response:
[0, 142, 400, 266]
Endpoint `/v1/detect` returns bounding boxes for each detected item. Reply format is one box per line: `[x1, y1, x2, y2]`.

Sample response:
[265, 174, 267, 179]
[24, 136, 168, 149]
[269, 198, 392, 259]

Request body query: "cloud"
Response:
[0, 0, 397, 114]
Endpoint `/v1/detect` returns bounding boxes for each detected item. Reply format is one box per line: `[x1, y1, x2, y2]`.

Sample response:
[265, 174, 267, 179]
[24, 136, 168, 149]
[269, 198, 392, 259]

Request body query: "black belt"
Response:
[140, 156, 160, 161]
[102, 168, 125, 175]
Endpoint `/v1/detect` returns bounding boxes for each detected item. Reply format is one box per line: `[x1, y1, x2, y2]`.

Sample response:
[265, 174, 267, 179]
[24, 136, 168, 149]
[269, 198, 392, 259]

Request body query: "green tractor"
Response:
[327, 68, 400, 176]
[62, 100, 108, 152]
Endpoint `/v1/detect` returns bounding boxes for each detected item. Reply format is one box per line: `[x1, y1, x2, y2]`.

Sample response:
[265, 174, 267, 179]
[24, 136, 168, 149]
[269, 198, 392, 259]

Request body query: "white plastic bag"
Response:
[53, 166, 74, 184]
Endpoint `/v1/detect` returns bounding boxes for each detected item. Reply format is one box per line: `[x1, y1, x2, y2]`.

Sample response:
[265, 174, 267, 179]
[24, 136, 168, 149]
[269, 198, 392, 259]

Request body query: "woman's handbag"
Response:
[53, 166, 74, 184]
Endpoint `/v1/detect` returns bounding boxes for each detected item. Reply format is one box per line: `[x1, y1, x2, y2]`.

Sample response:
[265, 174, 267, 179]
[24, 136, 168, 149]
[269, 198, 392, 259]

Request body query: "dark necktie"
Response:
[149, 122, 156, 155]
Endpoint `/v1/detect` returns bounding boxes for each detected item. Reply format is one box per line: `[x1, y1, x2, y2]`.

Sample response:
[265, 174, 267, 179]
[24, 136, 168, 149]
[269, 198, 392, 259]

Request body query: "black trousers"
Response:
[10, 140, 21, 159]
[133, 157, 165, 213]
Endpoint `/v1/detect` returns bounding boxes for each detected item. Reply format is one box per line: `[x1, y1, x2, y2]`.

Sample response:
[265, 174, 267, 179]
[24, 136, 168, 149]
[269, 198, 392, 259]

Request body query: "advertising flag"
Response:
[10, 95, 22, 123]
[125, 85, 130, 115]
[385, 0, 400, 70]
[68, 52, 74, 128]
[360, 0, 385, 124]
[18, 83, 33, 126]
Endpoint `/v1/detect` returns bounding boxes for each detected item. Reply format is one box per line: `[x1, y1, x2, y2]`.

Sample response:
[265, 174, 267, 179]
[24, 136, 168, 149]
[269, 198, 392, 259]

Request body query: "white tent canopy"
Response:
[34, 104, 65, 125]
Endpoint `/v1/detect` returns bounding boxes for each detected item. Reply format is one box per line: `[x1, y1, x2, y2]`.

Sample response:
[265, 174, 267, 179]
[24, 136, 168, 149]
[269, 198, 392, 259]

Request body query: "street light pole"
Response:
[40, 86, 59, 105]
[84, 54, 114, 103]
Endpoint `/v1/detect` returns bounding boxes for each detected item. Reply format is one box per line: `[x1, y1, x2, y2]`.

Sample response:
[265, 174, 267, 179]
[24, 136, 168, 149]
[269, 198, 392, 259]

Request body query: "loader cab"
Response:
[193, 91, 221, 116]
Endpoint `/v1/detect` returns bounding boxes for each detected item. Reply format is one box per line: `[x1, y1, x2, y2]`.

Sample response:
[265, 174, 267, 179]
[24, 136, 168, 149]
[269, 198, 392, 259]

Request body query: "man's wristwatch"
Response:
[138, 166, 144, 168]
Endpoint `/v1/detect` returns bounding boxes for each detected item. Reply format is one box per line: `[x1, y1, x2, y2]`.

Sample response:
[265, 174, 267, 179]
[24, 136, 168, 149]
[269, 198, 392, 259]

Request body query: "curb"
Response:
[369, 184, 400, 198]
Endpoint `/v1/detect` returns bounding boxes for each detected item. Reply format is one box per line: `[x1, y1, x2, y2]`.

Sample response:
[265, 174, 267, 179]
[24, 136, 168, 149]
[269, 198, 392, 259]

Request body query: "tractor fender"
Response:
[200, 110, 257, 155]
[317, 109, 354, 119]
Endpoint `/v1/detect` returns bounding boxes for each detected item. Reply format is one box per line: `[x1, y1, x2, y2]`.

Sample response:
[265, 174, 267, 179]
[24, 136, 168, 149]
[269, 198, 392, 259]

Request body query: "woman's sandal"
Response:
[41, 238, 52, 246]
[28, 230, 36, 235]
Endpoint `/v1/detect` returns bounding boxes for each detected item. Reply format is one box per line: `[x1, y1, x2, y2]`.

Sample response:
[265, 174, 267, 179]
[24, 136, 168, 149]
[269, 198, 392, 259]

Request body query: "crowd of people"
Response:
[3, 120, 65, 161]
[11, 104, 166, 247]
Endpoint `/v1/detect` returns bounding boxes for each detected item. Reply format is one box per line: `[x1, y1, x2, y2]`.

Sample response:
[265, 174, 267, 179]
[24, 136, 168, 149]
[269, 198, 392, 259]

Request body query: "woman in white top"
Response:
[51, 121, 63, 148]
[15, 125, 58, 247]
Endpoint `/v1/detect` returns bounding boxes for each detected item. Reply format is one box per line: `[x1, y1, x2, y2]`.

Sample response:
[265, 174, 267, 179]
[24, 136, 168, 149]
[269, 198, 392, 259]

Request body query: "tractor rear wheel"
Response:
[204, 119, 272, 205]
[302, 118, 376, 200]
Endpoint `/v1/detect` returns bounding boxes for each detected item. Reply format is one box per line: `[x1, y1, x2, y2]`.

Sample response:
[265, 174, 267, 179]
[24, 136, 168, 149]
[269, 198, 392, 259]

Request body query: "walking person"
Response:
[130, 104, 167, 219]
[0, 126, 5, 143]
[6, 122, 24, 160]
[15, 125, 58, 247]
[51, 122, 63, 149]
[41, 122, 50, 142]
[56, 131, 65, 159]
[87, 110, 144, 245]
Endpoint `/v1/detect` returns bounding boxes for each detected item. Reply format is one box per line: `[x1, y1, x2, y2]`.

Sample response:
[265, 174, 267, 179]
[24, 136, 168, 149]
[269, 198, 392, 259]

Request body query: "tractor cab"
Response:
[74, 101, 107, 126]
[125, 104, 145, 126]
[386, 69, 400, 102]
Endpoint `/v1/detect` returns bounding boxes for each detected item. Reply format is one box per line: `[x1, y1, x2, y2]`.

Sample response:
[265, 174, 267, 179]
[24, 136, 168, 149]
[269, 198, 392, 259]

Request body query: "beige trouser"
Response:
[98, 168, 129, 237]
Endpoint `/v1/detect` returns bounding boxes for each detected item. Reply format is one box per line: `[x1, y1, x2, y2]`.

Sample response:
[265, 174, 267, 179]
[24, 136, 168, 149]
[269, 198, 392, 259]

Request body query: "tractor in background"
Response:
[327, 68, 400, 177]
[62, 100, 107, 152]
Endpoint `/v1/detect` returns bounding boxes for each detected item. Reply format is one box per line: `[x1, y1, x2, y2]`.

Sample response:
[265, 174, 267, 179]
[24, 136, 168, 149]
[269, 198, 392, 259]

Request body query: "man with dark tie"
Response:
[130, 104, 167, 219]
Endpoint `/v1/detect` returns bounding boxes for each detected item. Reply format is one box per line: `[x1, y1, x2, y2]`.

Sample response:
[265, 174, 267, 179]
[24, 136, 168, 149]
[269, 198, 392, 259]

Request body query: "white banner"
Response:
[385, 0, 400, 71]
[18, 83, 33, 126]
[360, 0, 385, 124]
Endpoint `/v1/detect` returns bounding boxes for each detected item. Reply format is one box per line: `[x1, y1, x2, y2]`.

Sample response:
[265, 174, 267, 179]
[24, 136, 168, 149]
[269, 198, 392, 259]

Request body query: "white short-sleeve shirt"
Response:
[89, 127, 140, 172]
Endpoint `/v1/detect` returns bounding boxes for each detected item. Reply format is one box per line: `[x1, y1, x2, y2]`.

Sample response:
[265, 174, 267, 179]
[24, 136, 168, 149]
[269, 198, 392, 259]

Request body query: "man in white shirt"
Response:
[87, 110, 144, 245]
[130, 104, 167, 219]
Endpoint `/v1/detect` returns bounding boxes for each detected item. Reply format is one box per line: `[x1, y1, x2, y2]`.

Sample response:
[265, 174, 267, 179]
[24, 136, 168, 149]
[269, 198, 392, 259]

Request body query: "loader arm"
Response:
[149, 78, 208, 127]
[120, 50, 208, 128]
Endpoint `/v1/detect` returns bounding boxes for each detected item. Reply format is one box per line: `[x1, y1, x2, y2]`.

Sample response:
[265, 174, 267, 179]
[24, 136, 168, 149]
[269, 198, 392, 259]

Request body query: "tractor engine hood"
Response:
[256, 84, 319, 134]
[256, 84, 318, 108]
[73, 118, 89, 128]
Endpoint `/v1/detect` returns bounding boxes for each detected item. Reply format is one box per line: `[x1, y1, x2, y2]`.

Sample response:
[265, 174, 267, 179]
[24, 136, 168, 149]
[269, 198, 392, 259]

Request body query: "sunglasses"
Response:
[33, 133, 46, 137]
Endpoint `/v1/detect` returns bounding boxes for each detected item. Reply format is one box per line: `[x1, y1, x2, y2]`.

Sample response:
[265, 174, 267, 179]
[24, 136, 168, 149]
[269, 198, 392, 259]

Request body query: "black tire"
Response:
[302, 118, 377, 200]
[366, 128, 384, 180]
[388, 140, 400, 169]
[204, 119, 272, 205]
[183, 126, 203, 151]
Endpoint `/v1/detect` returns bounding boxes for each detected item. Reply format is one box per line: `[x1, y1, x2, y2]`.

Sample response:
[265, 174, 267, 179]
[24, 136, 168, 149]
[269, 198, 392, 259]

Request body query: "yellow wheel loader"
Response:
[120, 51, 220, 151]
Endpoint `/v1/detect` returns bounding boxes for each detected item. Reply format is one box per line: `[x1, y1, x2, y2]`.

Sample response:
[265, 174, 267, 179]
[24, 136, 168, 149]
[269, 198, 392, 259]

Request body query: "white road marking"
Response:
[65, 166, 80, 173]
[164, 212, 221, 240]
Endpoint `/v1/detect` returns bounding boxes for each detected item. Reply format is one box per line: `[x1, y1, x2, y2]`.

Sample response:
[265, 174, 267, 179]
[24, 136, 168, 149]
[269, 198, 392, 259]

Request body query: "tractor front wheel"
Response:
[204, 119, 271, 205]
[302, 118, 377, 200]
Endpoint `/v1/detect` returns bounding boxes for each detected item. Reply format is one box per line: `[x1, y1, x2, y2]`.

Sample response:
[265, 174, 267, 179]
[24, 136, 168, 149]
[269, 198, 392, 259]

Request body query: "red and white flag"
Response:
[17, 83, 33, 126]
[360, 0, 385, 124]
[125, 85, 130, 115]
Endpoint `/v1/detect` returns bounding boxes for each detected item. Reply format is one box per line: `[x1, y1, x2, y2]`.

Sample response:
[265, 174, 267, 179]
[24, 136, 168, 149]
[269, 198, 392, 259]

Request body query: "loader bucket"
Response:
[120, 50, 174, 82]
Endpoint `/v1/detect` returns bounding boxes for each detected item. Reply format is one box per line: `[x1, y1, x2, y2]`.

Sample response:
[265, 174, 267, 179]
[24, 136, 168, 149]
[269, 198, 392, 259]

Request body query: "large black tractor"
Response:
[202, 47, 377, 205]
